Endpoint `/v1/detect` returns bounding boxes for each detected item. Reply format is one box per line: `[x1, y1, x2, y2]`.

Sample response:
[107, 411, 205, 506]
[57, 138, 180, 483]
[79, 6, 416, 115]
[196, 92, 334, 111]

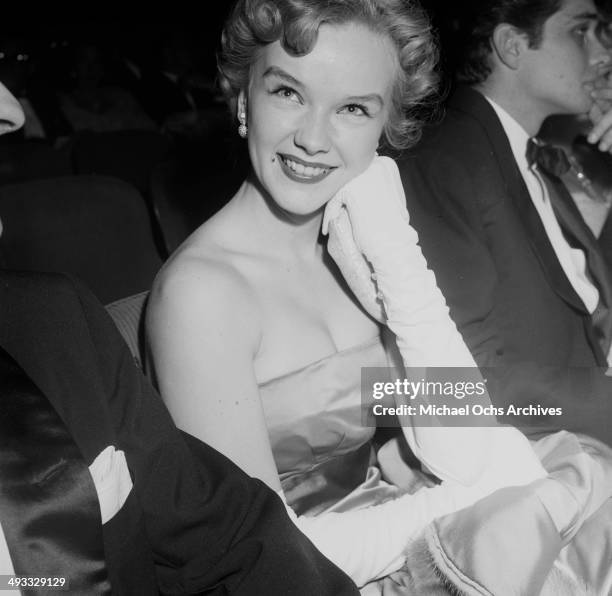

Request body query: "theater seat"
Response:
[71, 130, 170, 197]
[106, 291, 149, 369]
[0, 175, 162, 303]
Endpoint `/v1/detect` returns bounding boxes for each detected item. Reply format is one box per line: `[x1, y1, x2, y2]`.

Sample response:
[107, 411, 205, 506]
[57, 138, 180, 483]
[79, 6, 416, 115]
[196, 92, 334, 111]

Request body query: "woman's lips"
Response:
[277, 153, 336, 184]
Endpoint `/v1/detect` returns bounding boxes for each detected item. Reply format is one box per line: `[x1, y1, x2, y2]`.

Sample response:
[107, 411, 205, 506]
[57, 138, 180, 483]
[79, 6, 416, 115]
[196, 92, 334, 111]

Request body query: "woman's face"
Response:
[243, 22, 397, 217]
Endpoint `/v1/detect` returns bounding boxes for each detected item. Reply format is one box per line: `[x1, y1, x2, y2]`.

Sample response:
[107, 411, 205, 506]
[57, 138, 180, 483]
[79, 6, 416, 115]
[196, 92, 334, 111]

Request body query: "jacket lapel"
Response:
[450, 86, 588, 315]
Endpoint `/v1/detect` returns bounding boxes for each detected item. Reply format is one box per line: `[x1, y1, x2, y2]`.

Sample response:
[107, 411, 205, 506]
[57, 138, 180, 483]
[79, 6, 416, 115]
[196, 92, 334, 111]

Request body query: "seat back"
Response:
[106, 291, 149, 369]
[150, 148, 248, 255]
[71, 130, 170, 196]
[0, 140, 72, 186]
[0, 175, 162, 303]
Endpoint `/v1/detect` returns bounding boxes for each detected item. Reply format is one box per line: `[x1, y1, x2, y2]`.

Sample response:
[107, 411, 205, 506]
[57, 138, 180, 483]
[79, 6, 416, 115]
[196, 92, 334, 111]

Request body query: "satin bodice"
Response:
[259, 336, 395, 516]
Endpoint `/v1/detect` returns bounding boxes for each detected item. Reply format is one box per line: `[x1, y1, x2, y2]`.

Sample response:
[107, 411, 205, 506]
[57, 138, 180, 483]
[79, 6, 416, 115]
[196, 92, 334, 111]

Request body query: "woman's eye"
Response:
[339, 104, 370, 117]
[272, 86, 300, 102]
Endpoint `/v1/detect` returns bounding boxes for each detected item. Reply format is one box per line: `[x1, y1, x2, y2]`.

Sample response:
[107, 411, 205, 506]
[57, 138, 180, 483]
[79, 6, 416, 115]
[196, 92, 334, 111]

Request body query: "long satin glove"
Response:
[275, 475, 522, 588]
[278, 433, 612, 589]
[323, 156, 546, 489]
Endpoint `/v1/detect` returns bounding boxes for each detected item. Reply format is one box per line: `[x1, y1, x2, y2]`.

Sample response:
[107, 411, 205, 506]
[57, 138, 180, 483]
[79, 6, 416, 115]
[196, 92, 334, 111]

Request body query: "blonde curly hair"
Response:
[217, 0, 439, 150]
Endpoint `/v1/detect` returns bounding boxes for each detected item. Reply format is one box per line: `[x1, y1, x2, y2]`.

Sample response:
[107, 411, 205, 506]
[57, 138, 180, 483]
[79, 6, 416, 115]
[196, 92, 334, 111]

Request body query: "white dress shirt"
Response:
[485, 96, 600, 316]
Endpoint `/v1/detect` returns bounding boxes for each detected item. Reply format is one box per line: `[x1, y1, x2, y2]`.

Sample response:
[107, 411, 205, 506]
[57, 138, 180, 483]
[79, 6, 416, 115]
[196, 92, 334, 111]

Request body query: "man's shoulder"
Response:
[0, 271, 105, 354]
[419, 87, 497, 149]
[0, 270, 73, 302]
[398, 89, 500, 180]
[0, 271, 93, 313]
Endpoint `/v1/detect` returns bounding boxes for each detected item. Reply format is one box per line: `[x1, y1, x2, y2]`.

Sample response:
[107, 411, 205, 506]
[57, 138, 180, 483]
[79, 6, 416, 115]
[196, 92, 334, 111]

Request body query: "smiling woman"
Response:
[146, 1, 442, 493]
[218, 0, 438, 150]
[239, 22, 398, 216]
[144, 0, 559, 592]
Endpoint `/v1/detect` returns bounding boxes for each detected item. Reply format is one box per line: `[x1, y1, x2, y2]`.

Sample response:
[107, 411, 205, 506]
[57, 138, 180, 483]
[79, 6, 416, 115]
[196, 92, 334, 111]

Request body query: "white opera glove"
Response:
[276, 477, 510, 588]
[323, 156, 546, 488]
[323, 155, 478, 368]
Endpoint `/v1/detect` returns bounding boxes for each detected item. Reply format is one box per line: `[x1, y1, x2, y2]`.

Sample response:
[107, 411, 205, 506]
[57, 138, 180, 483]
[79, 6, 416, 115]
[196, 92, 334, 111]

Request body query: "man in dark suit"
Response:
[0, 81, 357, 595]
[398, 0, 612, 446]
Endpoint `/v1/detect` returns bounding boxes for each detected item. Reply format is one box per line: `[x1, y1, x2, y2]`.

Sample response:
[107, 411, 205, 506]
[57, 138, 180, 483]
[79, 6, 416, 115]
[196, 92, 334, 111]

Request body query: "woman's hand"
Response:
[322, 156, 422, 323]
[323, 155, 546, 488]
[323, 156, 411, 258]
[324, 155, 473, 368]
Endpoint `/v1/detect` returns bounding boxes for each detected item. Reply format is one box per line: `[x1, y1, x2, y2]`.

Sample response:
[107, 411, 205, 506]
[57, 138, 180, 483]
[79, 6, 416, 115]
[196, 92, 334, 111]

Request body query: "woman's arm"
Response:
[324, 157, 547, 488]
[143, 246, 570, 589]
[146, 255, 282, 491]
[143, 252, 517, 587]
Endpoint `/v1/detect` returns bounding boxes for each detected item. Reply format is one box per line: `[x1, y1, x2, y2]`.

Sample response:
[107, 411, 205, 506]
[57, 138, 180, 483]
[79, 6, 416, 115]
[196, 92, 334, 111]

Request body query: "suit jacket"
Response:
[0, 270, 358, 595]
[398, 85, 612, 445]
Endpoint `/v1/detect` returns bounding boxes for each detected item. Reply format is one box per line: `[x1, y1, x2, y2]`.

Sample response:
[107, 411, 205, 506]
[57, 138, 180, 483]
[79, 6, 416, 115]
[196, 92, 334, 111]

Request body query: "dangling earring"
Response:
[238, 112, 248, 138]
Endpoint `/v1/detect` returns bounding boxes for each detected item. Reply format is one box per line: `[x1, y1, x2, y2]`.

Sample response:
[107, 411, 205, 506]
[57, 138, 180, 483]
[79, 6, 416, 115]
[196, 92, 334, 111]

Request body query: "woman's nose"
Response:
[293, 109, 331, 155]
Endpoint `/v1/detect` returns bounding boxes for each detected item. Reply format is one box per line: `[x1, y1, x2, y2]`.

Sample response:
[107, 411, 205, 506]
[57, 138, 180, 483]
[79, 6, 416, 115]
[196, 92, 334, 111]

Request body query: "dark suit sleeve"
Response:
[70, 278, 358, 595]
[399, 150, 612, 447]
[597, 212, 612, 267]
[400, 148, 502, 366]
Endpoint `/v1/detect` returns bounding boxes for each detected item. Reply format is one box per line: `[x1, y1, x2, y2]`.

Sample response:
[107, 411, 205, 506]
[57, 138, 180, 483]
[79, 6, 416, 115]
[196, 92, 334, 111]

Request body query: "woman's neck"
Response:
[232, 176, 325, 261]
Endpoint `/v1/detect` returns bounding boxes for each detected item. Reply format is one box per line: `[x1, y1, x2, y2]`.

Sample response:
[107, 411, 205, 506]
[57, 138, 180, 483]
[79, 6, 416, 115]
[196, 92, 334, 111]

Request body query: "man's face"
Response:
[0, 80, 23, 239]
[519, 0, 611, 119]
[0, 79, 24, 136]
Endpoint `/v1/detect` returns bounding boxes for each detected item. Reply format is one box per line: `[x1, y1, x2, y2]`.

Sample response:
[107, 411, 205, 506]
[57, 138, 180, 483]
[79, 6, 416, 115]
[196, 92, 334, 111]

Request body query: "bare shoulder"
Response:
[148, 239, 262, 353]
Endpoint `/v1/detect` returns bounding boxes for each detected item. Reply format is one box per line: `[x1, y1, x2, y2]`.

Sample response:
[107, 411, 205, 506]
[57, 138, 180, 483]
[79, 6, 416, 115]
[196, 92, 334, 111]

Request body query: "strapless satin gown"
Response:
[260, 335, 612, 595]
[259, 335, 433, 593]
[259, 336, 398, 513]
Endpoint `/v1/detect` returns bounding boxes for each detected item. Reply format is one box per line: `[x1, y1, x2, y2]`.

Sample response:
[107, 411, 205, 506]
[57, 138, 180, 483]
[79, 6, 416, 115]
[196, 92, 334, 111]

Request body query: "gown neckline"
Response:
[258, 335, 382, 388]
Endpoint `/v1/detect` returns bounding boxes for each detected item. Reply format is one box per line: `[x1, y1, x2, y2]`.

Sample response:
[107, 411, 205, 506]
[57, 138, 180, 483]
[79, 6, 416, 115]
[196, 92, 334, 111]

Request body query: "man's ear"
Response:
[491, 24, 529, 70]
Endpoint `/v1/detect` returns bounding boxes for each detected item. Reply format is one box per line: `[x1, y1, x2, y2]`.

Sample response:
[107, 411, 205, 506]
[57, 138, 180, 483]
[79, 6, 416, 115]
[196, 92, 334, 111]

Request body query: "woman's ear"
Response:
[491, 24, 529, 71]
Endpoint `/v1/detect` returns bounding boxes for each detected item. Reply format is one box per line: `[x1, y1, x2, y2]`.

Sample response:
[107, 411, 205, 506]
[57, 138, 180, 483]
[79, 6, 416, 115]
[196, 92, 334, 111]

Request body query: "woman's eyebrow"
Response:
[263, 66, 384, 105]
[263, 66, 303, 88]
[345, 93, 384, 107]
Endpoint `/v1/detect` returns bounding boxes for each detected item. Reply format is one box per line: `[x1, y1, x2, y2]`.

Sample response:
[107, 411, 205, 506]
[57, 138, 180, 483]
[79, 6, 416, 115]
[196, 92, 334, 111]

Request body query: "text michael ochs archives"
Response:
[361, 367, 564, 427]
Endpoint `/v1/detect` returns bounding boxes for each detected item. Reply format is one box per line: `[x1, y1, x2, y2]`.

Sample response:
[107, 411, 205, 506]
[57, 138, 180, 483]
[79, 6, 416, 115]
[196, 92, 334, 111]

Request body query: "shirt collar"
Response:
[483, 95, 532, 173]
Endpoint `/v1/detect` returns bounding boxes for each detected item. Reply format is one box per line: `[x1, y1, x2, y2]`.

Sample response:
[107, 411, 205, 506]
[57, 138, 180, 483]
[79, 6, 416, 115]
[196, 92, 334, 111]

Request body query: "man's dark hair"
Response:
[596, 0, 612, 47]
[454, 0, 563, 84]
[596, 0, 612, 19]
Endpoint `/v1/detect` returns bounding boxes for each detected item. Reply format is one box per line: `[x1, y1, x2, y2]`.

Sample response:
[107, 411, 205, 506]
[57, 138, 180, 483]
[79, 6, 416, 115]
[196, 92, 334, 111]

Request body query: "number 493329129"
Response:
[1, 576, 68, 590]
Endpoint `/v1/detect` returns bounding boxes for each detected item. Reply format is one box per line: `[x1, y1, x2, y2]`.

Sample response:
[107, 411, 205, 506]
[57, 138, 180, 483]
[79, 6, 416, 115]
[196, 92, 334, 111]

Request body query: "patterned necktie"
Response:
[526, 136, 612, 362]
[526, 137, 572, 177]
